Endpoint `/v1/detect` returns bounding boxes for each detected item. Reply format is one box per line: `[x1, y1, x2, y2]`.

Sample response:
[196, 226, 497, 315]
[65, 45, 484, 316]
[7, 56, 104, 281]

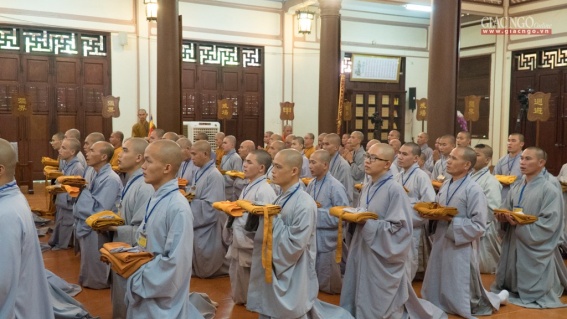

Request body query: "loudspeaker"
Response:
[408, 87, 416, 111]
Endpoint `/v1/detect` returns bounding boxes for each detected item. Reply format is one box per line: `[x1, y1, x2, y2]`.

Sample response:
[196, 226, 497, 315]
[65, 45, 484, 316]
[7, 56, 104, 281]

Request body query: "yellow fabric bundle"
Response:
[184, 192, 195, 202]
[63, 185, 80, 198]
[329, 206, 379, 263]
[225, 171, 246, 179]
[99, 242, 154, 278]
[431, 180, 443, 190]
[329, 206, 378, 223]
[235, 200, 281, 283]
[354, 184, 363, 191]
[495, 175, 518, 186]
[561, 182, 567, 193]
[56, 175, 87, 187]
[43, 166, 63, 179]
[178, 178, 188, 188]
[86, 211, 125, 230]
[41, 157, 59, 168]
[218, 169, 227, 175]
[111, 165, 121, 173]
[212, 201, 245, 217]
[46, 185, 67, 195]
[494, 208, 538, 224]
[413, 202, 458, 218]
[301, 177, 313, 186]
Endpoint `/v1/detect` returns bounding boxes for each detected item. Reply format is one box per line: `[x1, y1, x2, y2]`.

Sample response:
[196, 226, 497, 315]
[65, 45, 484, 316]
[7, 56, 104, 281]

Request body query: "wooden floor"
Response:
[24, 181, 567, 319]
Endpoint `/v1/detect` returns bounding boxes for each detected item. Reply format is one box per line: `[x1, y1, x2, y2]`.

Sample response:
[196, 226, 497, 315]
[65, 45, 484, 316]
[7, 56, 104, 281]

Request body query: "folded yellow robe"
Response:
[495, 175, 517, 186]
[41, 157, 59, 168]
[494, 208, 538, 224]
[413, 202, 458, 218]
[329, 206, 379, 263]
[301, 177, 313, 186]
[64, 185, 80, 198]
[212, 201, 245, 217]
[235, 200, 281, 283]
[44, 166, 63, 179]
[56, 175, 87, 187]
[354, 184, 363, 191]
[86, 211, 125, 230]
[431, 180, 443, 190]
[178, 178, 188, 188]
[218, 169, 227, 175]
[46, 185, 67, 195]
[99, 242, 154, 278]
[111, 165, 121, 173]
[184, 192, 195, 202]
[225, 171, 245, 179]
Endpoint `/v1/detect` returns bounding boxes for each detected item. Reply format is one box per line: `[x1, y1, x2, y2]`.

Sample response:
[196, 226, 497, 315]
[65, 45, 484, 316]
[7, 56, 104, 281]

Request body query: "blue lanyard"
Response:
[366, 176, 392, 207]
[193, 161, 214, 185]
[243, 176, 266, 199]
[474, 169, 489, 182]
[313, 174, 327, 202]
[517, 183, 527, 207]
[402, 167, 418, 186]
[181, 161, 190, 177]
[507, 154, 519, 172]
[275, 184, 301, 210]
[121, 174, 143, 201]
[143, 188, 178, 231]
[0, 181, 17, 193]
[330, 153, 339, 171]
[445, 175, 468, 206]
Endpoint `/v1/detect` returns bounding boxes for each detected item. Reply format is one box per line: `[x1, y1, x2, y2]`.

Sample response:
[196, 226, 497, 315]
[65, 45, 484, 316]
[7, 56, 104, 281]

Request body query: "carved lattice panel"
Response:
[540, 48, 567, 69]
[516, 53, 537, 71]
[81, 35, 107, 57]
[22, 30, 78, 55]
[182, 43, 196, 62]
[182, 91, 196, 116]
[25, 85, 49, 112]
[83, 88, 104, 113]
[0, 84, 19, 111]
[244, 95, 259, 116]
[242, 48, 260, 67]
[0, 28, 20, 51]
[342, 56, 352, 73]
[199, 45, 239, 66]
[201, 93, 218, 116]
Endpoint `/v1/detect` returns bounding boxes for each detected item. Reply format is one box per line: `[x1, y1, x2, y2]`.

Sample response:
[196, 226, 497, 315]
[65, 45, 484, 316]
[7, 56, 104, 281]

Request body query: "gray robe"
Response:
[329, 152, 354, 205]
[306, 172, 349, 294]
[111, 168, 155, 319]
[233, 161, 247, 200]
[493, 153, 522, 204]
[190, 159, 229, 278]
[341, 172, 446, 319]
[266, 165, 282, 195]
[300, 153, 312, 178]
[471, 166, 502, 274]
[0, 181, 54, 319]
[432, 156, 451, 181]
[125, 179, 205, 319]
[421, 144, 434, 172]
[395, 163, 435, 279]
[492, 172, 566, 308]
[422, 175, 500, 318]
[176, 159, 198, 186]
[49, 156, 85, 249]
[73, 163, 122, 289]
[247, 182, 353, 319]
[221, 149, 243, 201]
[226, 176, 276, 304]
[350, 146, 365, 207]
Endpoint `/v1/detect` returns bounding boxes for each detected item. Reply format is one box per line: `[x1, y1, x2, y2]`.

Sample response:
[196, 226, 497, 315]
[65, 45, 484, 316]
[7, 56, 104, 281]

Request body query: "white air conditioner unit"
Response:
[183, 121, 221, 149]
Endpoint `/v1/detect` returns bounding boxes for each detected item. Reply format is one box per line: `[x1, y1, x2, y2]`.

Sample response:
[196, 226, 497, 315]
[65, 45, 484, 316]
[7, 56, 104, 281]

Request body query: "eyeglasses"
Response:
[363, 153, 389, 163]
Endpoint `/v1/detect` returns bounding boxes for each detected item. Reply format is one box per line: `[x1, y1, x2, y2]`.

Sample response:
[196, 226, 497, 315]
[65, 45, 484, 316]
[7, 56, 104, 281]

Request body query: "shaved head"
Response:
[65, 128, 81, 140]
[177, 137, 193, 150]
[94, 141, 115, 163]
[149, 140, 183, 172]
[312, 149, 331, 164]
[0, 138, 17, 178]
[193, 140, 211, 154]
[125, 137, 149, 155]
[325, 133, 341, 147]
[278, 149, 303, 170]
[163, 132, 180, 141]
[369, 143, 395, 162]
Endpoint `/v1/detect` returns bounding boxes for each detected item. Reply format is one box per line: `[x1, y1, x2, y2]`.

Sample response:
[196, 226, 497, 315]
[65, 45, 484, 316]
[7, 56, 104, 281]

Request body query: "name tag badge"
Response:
[513, 207, 523, 214]
[116, 201, 122, 210]
[138, 233, 147, 248]
[437, 175, 445, 181]
[189, 185, 197, 195]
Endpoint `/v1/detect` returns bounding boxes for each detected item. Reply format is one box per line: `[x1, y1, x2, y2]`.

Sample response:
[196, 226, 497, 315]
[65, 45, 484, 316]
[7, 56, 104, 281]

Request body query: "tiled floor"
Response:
[25, 182, 567, 319]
